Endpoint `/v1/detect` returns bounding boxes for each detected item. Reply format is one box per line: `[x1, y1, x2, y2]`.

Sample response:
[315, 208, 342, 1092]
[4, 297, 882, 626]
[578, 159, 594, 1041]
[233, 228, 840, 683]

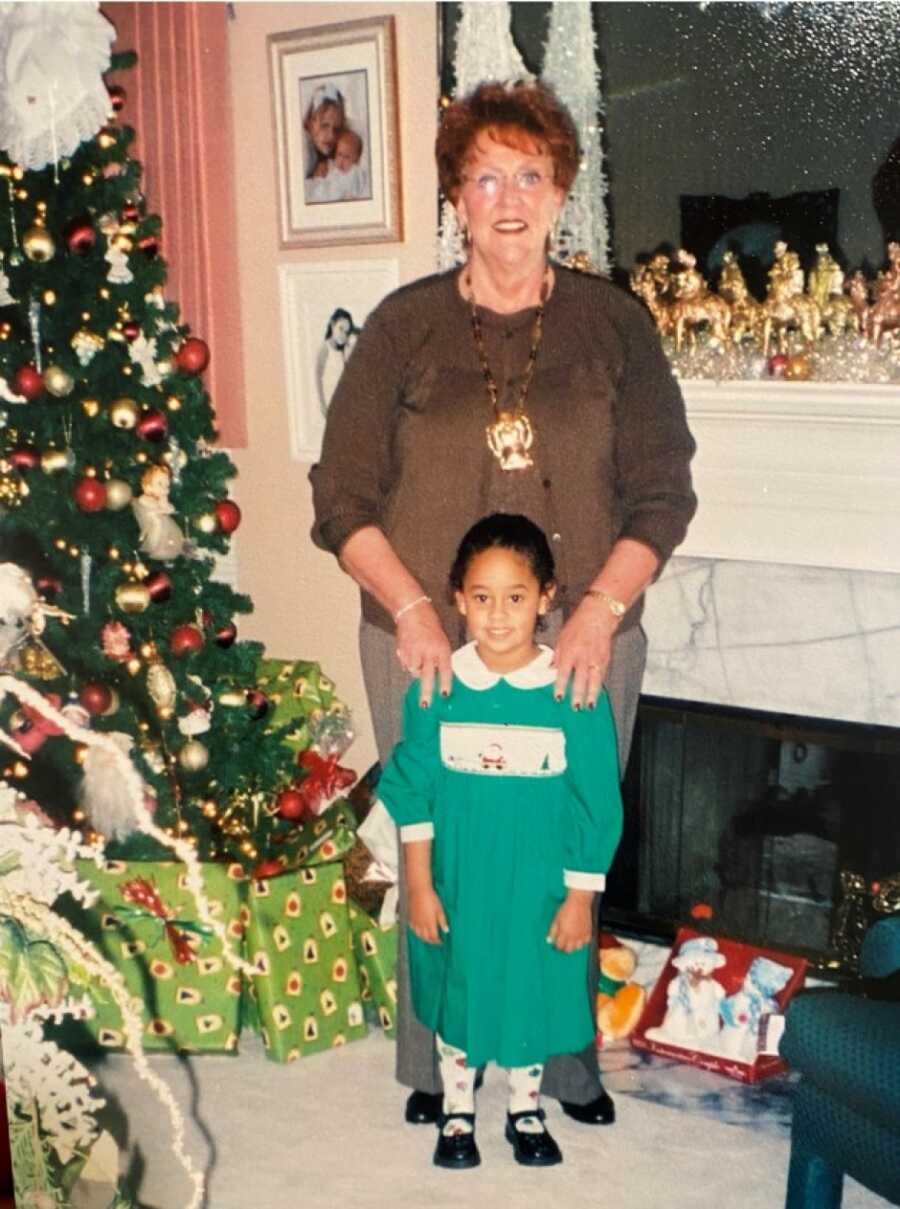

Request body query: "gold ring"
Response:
[588, 663, 602, 671]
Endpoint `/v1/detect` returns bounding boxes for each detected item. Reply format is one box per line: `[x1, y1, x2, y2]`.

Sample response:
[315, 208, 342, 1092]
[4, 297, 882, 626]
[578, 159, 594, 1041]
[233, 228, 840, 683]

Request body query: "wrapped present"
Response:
[255, 658, 353, 756]
[59, 860, 246, 1053]
[243, 861, 367, 1062]
[261, 799, 358, 878]
[348, 902, 398, 1036]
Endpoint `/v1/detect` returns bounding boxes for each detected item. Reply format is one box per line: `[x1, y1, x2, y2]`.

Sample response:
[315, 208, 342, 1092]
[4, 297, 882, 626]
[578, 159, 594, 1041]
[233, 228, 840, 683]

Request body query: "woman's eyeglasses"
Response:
[462, 169, 550, 197]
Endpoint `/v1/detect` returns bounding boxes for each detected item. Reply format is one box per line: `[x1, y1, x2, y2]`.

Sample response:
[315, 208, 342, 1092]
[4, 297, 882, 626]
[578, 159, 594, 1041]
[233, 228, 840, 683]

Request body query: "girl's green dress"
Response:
[378, 643, 623, 1069]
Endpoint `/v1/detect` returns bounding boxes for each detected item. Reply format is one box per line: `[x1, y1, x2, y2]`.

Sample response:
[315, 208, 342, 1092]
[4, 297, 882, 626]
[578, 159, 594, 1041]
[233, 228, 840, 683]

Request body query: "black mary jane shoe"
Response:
[433, 1113, 481, 1170]
[505, 1109, 563, 1167]
[405, 1089, 443, 1125]
[560, 1087, 616, 1125]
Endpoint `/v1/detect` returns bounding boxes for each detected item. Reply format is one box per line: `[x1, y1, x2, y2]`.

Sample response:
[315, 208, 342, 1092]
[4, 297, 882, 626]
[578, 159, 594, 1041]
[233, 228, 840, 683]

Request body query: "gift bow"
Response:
[296, 749, 356, 815]
[118, 876, 211, 964]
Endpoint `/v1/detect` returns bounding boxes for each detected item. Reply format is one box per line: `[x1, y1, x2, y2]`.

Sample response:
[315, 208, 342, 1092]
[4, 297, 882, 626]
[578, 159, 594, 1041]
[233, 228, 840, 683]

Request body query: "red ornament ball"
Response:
[122, 202, 140, 222]
[122, 321, 141, 342]
[8, 446, 40, 471]
[73, 477, 107, 513]
[214, 499, 242, 534]
[64, 216, 96, 256]
[79, 682, 113, 716]
[169, 624, 204, 657]
[13, 365, 44, 401]
[146, 570, 173, 603]
[175, 337, 210, 375]
[245, 689, 269, 720]
[135, 409, 168, 442]
[108, 84, 127, 112]
[138, 234, 160, 258]
[215, 622, 237, 648]
[768, 354, 789, 379]
[276, 788, 307, 821]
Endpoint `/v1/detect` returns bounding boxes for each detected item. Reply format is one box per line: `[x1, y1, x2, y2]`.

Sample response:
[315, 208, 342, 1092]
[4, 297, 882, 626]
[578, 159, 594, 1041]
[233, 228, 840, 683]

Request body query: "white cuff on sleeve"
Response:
[399, 821, 434, 842]
[564, 869, 606, 892]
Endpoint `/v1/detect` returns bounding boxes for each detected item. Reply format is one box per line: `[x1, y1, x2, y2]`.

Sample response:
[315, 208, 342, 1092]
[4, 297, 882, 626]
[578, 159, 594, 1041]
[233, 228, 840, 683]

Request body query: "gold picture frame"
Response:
[268, 16, 403, 248]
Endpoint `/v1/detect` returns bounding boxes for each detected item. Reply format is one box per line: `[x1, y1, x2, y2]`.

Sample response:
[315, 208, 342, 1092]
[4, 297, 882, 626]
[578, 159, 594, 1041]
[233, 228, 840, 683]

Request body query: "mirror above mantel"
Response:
[678, 379, 900, 574]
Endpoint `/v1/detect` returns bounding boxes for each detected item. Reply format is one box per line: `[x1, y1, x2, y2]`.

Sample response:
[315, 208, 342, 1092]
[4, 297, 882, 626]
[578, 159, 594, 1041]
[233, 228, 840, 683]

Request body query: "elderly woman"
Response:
[311, 81, 696, 1132]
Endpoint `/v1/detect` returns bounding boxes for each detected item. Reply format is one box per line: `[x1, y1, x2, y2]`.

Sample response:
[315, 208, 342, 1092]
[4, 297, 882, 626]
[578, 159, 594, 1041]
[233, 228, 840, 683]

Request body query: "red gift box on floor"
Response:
[631, 926, 808, 1083]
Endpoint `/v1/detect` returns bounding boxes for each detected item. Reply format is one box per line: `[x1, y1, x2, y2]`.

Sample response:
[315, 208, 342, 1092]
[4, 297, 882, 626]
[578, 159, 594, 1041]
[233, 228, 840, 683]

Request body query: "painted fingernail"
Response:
[420, 699, 428, 709]
[441, 690, 449, 698]
[573, 703, 582, 711]
[554, 694, 562, 703]
[588, 702, 596, 711]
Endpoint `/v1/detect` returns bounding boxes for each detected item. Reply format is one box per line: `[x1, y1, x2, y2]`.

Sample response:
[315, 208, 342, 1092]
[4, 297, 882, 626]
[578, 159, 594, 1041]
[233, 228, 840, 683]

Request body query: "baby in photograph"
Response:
[307, 129, 369, 203]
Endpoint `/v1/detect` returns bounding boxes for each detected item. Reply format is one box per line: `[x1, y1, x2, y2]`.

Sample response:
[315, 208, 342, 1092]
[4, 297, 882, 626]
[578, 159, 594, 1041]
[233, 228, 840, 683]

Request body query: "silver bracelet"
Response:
[393, 594, 432, 623]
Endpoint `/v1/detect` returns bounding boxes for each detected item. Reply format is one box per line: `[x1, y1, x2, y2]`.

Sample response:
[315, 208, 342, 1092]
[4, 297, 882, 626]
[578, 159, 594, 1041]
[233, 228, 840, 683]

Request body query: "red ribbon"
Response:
[296, 749, 356, 813]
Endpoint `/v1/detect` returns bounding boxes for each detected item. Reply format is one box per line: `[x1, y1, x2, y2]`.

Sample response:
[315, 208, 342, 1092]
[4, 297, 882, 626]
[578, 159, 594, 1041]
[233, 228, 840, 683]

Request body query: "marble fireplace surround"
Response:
[642, 380, 900, 728]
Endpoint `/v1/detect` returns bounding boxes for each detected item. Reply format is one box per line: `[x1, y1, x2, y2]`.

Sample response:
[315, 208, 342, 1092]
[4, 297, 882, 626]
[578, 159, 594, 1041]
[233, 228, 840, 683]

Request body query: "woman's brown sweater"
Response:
[310, 266, 697, 641]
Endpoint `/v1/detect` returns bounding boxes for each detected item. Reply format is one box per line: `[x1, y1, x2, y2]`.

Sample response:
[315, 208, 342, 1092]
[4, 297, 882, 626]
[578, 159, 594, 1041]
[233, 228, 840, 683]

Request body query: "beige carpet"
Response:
[83, 1031, 888, 1209]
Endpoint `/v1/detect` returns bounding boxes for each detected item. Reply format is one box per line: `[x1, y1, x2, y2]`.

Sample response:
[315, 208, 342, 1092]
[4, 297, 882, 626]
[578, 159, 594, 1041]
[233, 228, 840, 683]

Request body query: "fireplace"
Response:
[605, 697, 900, 973]
[604, 378, 900, 973]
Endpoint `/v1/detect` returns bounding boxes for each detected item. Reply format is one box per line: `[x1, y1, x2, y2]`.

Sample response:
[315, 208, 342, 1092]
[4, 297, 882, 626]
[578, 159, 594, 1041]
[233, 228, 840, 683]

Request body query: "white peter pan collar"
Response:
[451, 642, 556, 690]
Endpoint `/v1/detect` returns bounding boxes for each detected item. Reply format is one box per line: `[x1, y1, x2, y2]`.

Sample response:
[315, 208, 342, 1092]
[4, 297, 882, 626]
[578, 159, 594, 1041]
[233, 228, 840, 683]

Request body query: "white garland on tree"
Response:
[437, 2, 531, 271]
[542, 2, 611, 274]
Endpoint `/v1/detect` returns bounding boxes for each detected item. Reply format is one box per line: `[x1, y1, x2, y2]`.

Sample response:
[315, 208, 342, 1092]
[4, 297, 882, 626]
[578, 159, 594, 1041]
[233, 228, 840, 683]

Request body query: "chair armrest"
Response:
[861, 917, 900, 980]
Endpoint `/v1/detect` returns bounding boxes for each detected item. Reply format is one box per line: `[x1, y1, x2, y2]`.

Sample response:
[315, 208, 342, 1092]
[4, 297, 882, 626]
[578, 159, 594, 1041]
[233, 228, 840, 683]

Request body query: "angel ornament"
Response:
[104, 236, 133, 285]
[486, 410, 534, 471]
[131, 465, 185, 561]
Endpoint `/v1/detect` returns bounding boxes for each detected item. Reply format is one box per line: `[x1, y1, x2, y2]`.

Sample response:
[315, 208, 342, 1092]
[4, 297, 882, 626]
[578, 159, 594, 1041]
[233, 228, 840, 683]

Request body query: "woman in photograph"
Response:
[303, 82, 345, 183]
[315, 307, 359, 417]
[311, 80, 696, 1135]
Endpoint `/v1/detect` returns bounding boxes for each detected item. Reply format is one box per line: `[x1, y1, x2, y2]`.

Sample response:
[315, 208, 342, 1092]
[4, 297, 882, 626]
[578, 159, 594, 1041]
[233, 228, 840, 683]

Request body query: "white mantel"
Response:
[677, 379, 900, 575]
[642, 379, 900, 728]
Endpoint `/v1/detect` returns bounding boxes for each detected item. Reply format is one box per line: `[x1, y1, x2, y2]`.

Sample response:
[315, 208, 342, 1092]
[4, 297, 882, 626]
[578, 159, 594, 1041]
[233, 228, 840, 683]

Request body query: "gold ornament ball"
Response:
[784, 354, 812, 381]
[82, 398, 101, 418]
[202, 799, 218, 818]
[44, 364, 75, 397]
[110, 397, 139, 428]
[194, 512, 217, 534]
[126, 657, 143, 676]
[115, 581, 151, 613]
[179, 740, 210, 772]
[157, 704, 175, 721]
[23, 224, 56, 262]
[41, 448, 75, 474]
[105, 478, 133, 510]
[140, 641, 158, 660]
[43, 290, 57, 306]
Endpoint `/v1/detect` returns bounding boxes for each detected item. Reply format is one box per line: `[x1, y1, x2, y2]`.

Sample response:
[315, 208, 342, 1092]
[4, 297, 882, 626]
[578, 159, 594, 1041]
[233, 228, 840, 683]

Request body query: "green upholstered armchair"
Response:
[780, 916, 900, 1208]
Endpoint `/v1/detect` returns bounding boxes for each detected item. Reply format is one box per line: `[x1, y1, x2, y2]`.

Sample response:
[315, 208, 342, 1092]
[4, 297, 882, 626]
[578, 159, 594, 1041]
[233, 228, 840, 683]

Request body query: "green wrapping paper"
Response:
[255, 657, 347, 755]
[243, 862, 367, 1062]
[348, 903, 398, 1036]
[61, 859, 246, 1052]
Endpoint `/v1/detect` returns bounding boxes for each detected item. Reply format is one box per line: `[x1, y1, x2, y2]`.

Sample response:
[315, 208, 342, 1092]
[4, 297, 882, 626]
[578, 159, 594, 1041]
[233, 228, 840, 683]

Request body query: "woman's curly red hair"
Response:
[436, 80, 581, 203]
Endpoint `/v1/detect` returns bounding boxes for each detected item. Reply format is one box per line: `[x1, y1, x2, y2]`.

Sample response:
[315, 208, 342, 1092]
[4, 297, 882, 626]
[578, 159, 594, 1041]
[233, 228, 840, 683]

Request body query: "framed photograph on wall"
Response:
[268, 16, 403, 247]
[279, 258, 400, 462]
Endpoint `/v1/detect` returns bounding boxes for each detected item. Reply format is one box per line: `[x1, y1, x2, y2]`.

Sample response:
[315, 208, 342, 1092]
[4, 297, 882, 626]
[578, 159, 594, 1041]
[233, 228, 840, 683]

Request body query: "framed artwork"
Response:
[279, 258, 400, 462]
[268, 16, 403, 247]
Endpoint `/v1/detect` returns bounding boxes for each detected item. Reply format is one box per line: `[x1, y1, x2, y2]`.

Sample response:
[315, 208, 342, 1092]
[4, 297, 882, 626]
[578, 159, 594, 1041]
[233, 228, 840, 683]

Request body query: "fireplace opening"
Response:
[606, 697, 900, 974]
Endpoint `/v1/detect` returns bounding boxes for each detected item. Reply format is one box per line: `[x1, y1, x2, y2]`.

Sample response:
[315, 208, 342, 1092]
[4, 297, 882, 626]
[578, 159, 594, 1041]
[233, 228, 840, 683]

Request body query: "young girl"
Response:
[377, 513, 623, 1170]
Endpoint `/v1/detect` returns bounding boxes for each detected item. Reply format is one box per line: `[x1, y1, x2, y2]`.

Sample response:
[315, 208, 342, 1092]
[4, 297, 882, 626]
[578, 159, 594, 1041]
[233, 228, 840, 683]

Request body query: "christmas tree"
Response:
[0, 48, 350, 872]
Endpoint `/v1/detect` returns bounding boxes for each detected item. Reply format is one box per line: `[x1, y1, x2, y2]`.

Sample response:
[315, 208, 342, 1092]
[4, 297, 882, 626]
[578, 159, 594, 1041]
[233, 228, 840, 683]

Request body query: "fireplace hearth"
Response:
[605, 696, 900, 974]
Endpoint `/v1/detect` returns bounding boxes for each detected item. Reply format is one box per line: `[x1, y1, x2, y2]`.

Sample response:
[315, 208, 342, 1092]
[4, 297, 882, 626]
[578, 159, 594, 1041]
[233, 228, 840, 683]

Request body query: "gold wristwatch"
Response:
[585, 588, 627, 618]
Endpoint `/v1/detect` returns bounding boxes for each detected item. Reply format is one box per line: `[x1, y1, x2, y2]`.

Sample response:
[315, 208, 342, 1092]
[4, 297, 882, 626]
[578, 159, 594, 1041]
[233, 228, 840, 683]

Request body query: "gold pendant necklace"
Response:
[467, 269, 549, 471]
